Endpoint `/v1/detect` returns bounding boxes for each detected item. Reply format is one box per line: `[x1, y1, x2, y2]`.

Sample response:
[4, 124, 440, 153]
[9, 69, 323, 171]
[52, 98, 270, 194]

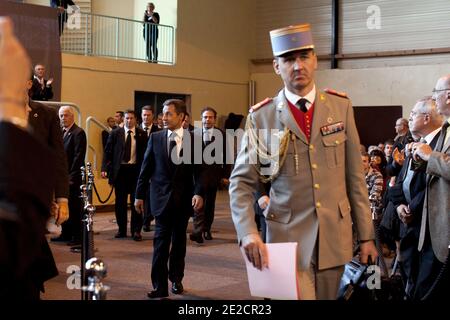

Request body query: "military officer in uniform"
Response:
[229, 23, 378, 300]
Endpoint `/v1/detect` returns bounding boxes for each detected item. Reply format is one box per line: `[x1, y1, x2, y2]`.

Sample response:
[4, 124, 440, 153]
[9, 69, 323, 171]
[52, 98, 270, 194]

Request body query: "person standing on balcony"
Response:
[143, 2, 160, 63]
[50, 0, 75, 36]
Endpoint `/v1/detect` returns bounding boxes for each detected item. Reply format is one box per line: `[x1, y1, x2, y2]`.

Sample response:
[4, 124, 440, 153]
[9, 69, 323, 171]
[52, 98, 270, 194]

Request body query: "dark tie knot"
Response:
[144, 127, 148, 131]
[297, 98, 308, 113]
[443, 121, 450, 130]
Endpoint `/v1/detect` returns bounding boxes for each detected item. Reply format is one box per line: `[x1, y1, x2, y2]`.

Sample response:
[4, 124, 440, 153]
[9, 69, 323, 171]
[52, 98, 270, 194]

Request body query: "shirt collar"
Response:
[142, 123, 152, 130]
[167, 126, 184, 139]
[63, 122, 75, 132]
[423, 127, 442, 144]
[124, 126, 135, 134]
[284, 85, 316, 108]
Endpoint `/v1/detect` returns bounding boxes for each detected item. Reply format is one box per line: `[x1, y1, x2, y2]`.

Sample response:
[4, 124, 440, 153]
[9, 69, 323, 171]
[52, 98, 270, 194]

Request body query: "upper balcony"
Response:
[60, 8, 175, 65]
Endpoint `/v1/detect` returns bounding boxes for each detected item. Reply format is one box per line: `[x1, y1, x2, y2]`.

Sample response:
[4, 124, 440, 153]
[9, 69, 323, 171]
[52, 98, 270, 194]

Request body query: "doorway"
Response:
[353, 106, 403, 148]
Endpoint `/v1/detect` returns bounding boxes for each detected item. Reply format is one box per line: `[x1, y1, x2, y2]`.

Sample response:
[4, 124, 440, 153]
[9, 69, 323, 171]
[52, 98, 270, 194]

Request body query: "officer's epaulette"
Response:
[249, 97, 272, 113]
[324, 88, 349, 99]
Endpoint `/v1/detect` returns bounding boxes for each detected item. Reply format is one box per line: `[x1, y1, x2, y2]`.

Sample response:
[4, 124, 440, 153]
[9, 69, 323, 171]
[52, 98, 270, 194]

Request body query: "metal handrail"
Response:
[60, 10, 175, 64]
[36, 101, 82, 126]
[85, 116, 109, 170]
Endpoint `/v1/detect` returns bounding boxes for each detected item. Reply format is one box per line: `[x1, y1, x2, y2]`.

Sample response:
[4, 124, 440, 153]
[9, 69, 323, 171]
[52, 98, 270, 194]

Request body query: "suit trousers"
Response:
[202, 186, 218, 232]
[413, 227, 446, 300]
[114, 164, 141, 235]
[61, 183, 82, 241]
[68, 182, 82, 241]
[151, 210, 190, 292]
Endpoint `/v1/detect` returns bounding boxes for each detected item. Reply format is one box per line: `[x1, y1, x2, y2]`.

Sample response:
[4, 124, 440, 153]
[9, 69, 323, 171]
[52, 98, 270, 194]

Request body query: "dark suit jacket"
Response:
[28, 101, 69, 199]
[63, 123, 87, 186]
[30, 78, 54, 101]
[195, 127, 231, 188]
[102, 126, 148, 185]
[0, 122, 57, 299]
[135, 129, 204, 217]
[392, 133, 440, 241]
[142, 123, 160, 137]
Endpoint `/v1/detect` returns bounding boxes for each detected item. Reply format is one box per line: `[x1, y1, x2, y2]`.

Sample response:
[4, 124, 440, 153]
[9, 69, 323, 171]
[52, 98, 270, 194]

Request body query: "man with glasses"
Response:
[391, 97, 442, 299]
[411, 75, 450, 300]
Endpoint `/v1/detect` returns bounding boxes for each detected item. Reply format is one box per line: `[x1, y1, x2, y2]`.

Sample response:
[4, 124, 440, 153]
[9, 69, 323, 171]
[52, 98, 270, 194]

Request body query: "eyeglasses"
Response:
[409, 111, 428, 118]
[432, 88, 450, 94]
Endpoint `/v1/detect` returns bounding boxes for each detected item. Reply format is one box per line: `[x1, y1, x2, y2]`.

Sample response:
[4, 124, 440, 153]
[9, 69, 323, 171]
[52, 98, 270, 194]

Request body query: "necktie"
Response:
[62, 128, 67, 138]
[436, 121, 450, 152]
[297, 98, 308, 113]
[144, 126, 149, 136]
[123, 130, 132, 163]
[168, 132, 178, 159]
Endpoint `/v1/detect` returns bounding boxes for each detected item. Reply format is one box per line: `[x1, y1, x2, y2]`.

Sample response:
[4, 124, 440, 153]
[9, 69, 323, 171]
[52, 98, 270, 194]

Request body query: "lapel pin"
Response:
[277, 102, 284, 110]
[34, 113, 38, 118]
[320, 94, 326, 101]
[327, 117, 333, 124]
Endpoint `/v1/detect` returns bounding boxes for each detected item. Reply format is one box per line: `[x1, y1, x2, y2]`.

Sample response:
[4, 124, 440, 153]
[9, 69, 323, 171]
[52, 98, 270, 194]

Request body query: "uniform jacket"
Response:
[230, 89, 374, 271]
[28, 101, 69, 199]
[418, 127, 450, 263]
[102, 126, 148, 185]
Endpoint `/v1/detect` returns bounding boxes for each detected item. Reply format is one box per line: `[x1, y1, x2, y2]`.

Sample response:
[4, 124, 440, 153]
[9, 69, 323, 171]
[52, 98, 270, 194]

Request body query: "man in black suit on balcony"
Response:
[135, 99, 204, 298]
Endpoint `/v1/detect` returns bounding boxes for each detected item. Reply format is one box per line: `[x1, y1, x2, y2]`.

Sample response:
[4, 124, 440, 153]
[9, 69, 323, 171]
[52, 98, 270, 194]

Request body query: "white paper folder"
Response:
[241, 242, 299, 300]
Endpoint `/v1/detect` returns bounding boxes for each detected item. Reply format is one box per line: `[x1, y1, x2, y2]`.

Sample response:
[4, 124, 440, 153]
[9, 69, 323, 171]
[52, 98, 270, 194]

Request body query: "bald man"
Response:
[59, 106, 87, 249]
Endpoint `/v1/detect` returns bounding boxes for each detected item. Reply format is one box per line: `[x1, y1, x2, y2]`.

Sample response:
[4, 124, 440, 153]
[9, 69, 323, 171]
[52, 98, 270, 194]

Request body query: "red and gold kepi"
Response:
[270, 23, 314, 57]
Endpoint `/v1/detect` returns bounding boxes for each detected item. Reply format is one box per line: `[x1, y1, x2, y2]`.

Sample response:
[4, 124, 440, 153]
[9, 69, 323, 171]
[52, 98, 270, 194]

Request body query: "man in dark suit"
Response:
[182, 112, 195, 131]
[59, 106, 87, 251]
[140, 105, 160, 232]
[102, 110, 147, 241]
[30, 64, 54, 101]
[26, 75, 69, 296]
[27, 73, 70, 234]
[190, 107, 231, 243]
[413, 75, 450, 300]
[101, 116, 117, 151]
[391, 97, 442, 298]
[135, 99, 204, 298]
[50, 0, 76, 36]
[0, 16, 57, 300]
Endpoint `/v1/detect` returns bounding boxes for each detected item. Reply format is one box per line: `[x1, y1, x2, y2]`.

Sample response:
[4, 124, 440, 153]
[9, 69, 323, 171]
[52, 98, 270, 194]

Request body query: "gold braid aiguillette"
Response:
[245, 115, 291, 183]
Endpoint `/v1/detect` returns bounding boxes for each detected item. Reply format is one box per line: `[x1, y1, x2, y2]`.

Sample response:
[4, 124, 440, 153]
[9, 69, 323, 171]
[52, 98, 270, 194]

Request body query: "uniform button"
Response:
[335, 140, 340, 145]
[309, 144, 314, 150]
[269, 213, 275, 219]
[312, 164, 318, 169]
[314, 184, 320, 189]
[316, 202, 322, 208]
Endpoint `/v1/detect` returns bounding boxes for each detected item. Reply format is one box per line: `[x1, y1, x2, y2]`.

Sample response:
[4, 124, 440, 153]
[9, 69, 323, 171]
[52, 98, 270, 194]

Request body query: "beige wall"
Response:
[251, 63, 450, 119]
[92, 0, 134, 19]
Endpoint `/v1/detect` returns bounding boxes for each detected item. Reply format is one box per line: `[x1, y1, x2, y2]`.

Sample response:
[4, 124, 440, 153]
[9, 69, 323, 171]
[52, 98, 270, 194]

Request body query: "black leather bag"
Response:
[337, 258, 405, 301]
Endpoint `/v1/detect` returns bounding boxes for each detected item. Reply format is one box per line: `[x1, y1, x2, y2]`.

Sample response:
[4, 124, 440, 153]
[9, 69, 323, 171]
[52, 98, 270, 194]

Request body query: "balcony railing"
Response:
[60, 10, 175, 65]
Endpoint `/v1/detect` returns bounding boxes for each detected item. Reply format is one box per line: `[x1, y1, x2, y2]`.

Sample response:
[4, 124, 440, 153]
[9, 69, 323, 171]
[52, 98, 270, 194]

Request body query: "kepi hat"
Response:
[270, 23, 314, 57]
